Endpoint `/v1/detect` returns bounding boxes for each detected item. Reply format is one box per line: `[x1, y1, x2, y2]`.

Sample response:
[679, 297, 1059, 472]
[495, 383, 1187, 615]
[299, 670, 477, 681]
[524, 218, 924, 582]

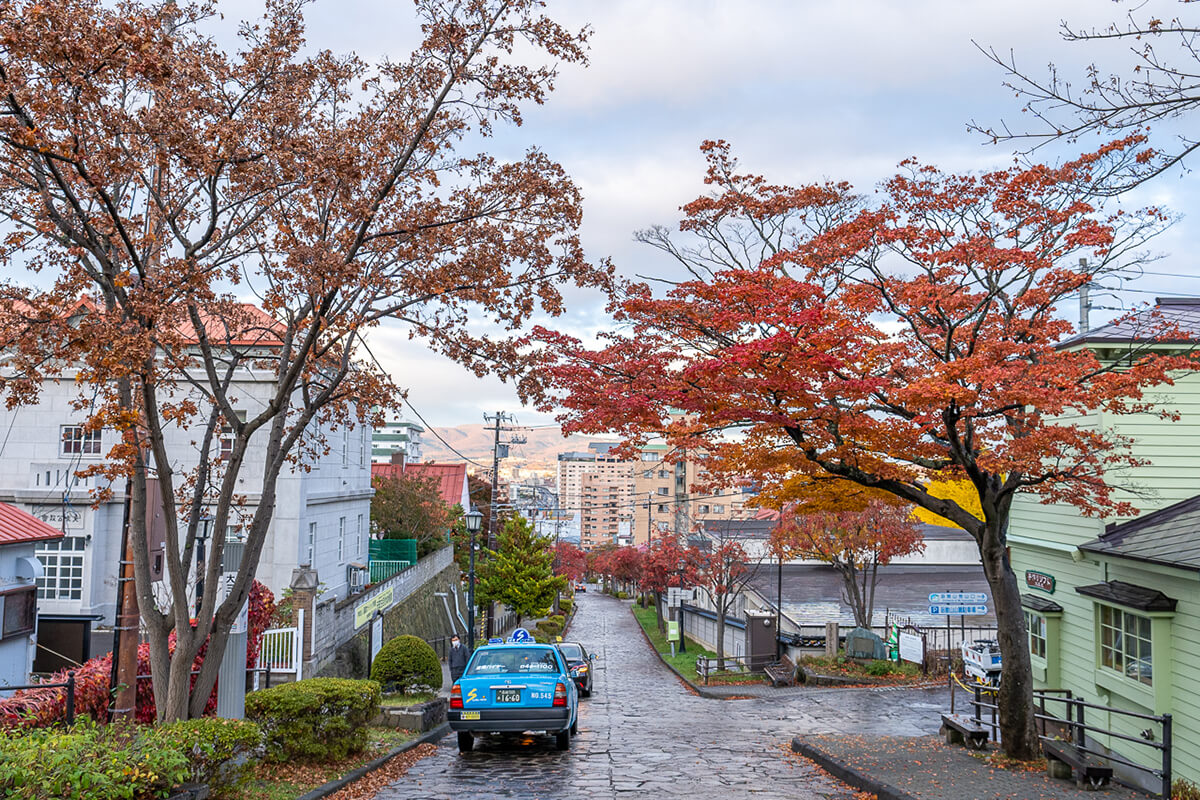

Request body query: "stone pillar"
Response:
[290, 566, 319, 664]
[825, 621, 839, 659]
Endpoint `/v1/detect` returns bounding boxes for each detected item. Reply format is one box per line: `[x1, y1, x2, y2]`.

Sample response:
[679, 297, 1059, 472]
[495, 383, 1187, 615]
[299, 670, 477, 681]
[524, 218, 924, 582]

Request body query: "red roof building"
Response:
[0, 502, 65, 546]
[372, 461, 471, 510]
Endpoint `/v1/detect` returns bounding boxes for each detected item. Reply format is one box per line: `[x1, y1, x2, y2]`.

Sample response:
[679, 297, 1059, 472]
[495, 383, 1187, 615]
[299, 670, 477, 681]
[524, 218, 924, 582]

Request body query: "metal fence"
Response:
[0, 673, 77, 724]
[964, 686, 1172, 798]
[369, 559, 411, 584]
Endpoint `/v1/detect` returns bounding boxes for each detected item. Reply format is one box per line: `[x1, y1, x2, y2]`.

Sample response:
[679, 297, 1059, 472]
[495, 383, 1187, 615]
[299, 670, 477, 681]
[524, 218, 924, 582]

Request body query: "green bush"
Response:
[536, 619, 563, 638]
[558, 596, 573, 615]
[0, 719, 189, 800]
[245, 678, 381, 763]
[864, 660, 898, 676]
[1174, 778, 1200, 800]
[616, 590, 629, 599]
[549, 614, 565, 626]
[369, 634, 442, 692]
[155, 717, 262, 795]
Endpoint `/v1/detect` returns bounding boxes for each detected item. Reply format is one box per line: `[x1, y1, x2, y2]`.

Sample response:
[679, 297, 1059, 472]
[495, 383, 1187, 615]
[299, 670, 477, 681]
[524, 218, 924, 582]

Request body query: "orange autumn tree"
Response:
[772, 496, 924, 629]
[0, 0, 608, 722]
[535, 139, 1198, 759]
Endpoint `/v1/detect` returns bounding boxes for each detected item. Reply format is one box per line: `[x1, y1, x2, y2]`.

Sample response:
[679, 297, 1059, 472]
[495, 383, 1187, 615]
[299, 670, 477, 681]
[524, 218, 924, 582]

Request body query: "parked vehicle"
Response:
[556, 641, 595, 697]
[448, 641, 580, 752]
[575, 583, 586, 593]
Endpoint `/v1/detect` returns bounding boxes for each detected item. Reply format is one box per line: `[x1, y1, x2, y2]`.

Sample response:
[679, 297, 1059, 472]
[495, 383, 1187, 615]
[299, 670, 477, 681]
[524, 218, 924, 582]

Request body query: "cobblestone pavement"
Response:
[381, 594, 953, 799]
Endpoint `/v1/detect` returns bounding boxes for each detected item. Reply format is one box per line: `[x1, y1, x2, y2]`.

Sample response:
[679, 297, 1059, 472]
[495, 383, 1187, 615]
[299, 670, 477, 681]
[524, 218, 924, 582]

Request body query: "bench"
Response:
[764, 657, 794, 687]
[939, 713, 989, 750]
[1042, 739, 1113, 790]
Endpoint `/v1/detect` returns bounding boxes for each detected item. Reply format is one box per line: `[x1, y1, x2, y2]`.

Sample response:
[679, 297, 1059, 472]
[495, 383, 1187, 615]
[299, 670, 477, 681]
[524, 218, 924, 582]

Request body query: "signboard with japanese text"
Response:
[354, 586, 395, 628]
[898, 631, 924, 665]
[928, 604, 988, 616]
[929, 592, 987, 604]
[667, 620, 680, 642]
[1025, 571, 1055, 594]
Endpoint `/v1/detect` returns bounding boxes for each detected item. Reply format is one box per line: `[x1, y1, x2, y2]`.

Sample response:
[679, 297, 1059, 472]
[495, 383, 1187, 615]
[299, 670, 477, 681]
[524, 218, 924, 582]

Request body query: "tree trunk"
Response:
[980, 520, 1040, 760]
[865, 560, 879, 630]
[715, 595, 726, 671]
[654, 591, 665, 634]
[837, 562, 869, 628]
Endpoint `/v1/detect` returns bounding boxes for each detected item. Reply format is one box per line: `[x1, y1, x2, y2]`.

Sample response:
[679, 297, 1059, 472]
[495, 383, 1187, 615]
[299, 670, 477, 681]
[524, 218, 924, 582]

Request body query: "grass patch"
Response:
[630, 603, 722, 680]
[381, 691, 437, 707]
[231, 726, 418, 799]
[799, 655, 924, 681]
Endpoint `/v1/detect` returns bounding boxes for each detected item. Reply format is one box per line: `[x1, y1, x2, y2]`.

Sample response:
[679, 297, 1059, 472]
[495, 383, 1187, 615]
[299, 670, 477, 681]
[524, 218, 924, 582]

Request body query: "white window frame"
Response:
[1024, 610, 1047, 659]
[1099, 604, 1153, 687]
[307, 521, 316, 566]
[338, 516, 346, 563]
[60, 425, 101, 457]
[37, 537, 87, 601]
[357, 514, 364, 556]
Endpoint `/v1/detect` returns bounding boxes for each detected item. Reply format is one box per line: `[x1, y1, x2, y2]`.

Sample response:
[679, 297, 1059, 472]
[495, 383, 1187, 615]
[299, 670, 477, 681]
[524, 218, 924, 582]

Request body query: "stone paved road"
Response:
[381, 594, 952, 799]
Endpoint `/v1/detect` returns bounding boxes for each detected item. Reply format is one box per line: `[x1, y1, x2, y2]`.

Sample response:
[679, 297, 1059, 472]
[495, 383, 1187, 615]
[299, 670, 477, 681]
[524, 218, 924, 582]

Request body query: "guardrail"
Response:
[0, 672, 76, 724]
[965, 685, 1172, 798]
[695, 653, 761, 684]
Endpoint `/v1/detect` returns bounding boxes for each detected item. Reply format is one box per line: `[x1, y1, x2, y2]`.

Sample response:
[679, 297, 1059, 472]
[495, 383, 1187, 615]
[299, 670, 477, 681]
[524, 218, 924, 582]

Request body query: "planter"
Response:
[373, 697, 447, 731]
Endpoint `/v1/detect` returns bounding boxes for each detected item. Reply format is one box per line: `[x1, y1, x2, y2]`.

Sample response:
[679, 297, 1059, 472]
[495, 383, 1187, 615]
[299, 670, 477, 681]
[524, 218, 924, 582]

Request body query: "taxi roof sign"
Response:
[508, 627, 532, 643]
[487, 637, 503, 645]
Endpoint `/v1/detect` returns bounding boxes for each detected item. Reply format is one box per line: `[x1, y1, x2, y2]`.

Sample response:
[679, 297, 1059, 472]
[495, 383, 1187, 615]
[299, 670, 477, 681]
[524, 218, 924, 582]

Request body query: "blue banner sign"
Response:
[929, 592, 987, 604]
[929, 604, 989, 615]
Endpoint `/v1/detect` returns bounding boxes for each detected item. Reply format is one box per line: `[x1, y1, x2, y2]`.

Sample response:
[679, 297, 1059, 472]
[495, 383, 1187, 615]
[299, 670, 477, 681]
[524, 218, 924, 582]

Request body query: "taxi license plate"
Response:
[496, 689, 521, 703]
[460, 711, 480, 720]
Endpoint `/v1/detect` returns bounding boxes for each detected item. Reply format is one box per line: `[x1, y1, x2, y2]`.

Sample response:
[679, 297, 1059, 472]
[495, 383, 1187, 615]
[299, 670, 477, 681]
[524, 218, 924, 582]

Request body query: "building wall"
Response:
[0, 370, 372, 624]
[580, 473, 631, 550]
[0, 541, 39, 688]
[1009, 370, 1200, 787]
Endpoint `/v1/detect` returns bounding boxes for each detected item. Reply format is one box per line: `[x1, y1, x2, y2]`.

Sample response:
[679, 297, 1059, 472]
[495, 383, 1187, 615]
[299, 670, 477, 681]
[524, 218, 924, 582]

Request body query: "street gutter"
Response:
[294, 722, 449, 800]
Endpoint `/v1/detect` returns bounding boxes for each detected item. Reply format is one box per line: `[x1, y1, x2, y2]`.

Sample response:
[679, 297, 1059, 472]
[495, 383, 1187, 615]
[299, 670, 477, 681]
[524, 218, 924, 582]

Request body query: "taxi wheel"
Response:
[570, 717, 578, 735]
[555, 729, 571, 751]
[457, 732, 474, 753]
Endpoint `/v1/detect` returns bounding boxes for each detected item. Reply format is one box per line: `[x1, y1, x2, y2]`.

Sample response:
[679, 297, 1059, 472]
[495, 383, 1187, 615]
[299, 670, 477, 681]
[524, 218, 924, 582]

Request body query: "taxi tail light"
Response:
[450, 684, 463, 709]
[553, 682, 568, 707]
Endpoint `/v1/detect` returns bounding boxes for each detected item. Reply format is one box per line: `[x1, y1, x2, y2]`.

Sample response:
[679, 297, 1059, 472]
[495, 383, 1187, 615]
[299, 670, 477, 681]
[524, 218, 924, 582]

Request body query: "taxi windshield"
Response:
[466, 647, 560, 676]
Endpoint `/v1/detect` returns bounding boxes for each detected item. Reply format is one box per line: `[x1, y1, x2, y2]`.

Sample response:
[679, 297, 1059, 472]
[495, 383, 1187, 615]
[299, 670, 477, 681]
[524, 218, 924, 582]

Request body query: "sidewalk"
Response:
[792, 734, 1147, 800]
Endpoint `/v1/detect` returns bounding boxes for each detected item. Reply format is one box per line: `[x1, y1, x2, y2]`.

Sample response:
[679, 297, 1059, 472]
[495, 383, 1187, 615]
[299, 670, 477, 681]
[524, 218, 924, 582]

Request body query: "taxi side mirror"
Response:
[590, 653, 597, 660]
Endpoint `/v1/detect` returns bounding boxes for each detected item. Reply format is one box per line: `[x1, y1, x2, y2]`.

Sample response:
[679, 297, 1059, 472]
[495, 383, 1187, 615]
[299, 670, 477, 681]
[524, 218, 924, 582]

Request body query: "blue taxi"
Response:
[448, 636, 579, 752]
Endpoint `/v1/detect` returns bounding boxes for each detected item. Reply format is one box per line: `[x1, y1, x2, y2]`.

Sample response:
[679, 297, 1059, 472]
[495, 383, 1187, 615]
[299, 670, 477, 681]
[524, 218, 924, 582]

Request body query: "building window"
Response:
[1099, 605, 1152, 686]
[307, 522, 316, 566]
[713, 504, 725, 514]
[60, 425, 101, 457]
[656, 487, 670, 496]
[342, 432, 349, 467]
[657, 504, 668, 513]
[0, 588, 36, 640]
[357, 514, 364, 556]
[1025, 610, 1047, 659]
[641, 452, 660, 462]
[360, 429, 368, 466]
[338, 517, 346, 563]
[698, 504, 711, 514]
[37, 537, 86, 600]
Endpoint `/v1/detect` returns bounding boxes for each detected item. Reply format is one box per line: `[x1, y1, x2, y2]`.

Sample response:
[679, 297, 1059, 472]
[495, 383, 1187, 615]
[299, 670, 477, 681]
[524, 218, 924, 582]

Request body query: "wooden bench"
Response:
[1042, 739, 1113, 790]
[764, 657, 794, 687]
[939, 713, 989, 750]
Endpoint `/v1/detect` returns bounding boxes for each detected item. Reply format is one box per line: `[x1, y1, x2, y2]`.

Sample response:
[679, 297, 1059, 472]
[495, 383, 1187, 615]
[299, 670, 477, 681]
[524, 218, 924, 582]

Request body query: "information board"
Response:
[898, 631, 924, 665]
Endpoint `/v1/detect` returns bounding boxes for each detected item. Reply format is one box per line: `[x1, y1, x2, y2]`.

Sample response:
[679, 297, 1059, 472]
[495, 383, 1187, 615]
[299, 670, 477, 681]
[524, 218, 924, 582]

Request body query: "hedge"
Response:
[154, 717, 262, 794]
[369, 635, 442, 693]
[245, 678, 381, 762]
[0, 720, 190, 800]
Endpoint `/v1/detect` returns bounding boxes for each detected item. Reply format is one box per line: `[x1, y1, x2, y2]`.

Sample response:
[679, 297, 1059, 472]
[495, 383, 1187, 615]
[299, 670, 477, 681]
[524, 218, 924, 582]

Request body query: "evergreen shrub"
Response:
[154, 717, 263, 793]
[369, 635, 442, 692]
[245, 678, 380, 762]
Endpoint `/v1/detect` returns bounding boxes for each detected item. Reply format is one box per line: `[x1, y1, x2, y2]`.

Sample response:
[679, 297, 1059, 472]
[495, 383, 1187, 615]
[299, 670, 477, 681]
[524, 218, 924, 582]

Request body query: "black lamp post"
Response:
[195, 514, 213, 618]
[464, 506, 483, 650]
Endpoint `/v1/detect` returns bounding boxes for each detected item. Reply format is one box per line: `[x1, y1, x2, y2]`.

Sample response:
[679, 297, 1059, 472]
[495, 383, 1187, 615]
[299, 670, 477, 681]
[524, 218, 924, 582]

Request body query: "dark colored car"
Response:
[575, 583, 586, 592]
[557, 641, 595, 697]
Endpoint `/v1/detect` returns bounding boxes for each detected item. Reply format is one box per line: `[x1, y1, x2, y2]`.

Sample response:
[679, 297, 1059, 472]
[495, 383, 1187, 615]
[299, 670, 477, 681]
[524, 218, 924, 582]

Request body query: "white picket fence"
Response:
[255, 608, 303, 688]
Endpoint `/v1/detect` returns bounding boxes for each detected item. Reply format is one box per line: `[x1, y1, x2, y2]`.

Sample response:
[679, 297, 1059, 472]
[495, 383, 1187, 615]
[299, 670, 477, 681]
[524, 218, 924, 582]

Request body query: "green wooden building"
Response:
[1009, 297, 1200, 790]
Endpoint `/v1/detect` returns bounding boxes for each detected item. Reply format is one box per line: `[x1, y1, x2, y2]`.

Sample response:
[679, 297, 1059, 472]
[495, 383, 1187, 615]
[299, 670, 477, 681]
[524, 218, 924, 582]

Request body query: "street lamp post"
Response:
[464, 507, 484, 650]
[195, 515, 213, 618]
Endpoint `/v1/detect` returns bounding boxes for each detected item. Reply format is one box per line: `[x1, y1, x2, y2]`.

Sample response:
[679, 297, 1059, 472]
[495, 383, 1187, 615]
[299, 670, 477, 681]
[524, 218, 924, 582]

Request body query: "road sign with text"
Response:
[928, 604, 988, 616]
[929, 592, 987, 604]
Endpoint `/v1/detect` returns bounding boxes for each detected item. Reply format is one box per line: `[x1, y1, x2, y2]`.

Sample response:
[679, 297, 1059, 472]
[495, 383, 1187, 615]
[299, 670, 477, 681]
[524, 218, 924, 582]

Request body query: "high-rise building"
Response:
[371, 418, 424, 465]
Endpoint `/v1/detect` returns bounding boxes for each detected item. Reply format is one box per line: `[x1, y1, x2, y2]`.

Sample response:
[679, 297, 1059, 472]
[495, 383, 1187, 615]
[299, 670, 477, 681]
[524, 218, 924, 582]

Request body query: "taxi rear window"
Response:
[558, 643, 583, 660]
[466, 647, 561, 675]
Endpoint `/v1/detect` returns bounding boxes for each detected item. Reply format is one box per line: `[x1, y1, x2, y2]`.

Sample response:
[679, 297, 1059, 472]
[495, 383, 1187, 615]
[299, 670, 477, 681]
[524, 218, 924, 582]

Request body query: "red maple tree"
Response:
[535, 139, 1198, 758]
[553, 541, 588, 584]
[773, 498, 924, 628]
[640, 534, 703, 634]
[0, 0, 606, 722]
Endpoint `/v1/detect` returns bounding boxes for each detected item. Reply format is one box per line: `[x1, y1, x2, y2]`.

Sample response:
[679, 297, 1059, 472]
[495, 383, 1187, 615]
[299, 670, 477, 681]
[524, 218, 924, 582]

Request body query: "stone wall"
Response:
[297, 546, 464, 679]
[315, 561, 465, 679]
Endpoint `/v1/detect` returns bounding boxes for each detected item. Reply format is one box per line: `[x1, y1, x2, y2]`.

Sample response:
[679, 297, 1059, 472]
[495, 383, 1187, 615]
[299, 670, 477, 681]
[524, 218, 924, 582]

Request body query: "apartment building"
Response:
[630, 443, 756, 546]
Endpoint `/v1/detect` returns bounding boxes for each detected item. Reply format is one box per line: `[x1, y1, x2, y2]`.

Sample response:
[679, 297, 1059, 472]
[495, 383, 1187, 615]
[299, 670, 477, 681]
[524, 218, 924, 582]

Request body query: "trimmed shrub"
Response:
[536, 619, 563, 638]
[559, 596, 573, 615]
[0, 719, 190, 800]
[549, 614, 565, 626]
[864, 660, 898, 676]
[616, 590, 629, 599]
[155, 717, 263, 794]
[369, 635, 442, 693]
[245, 678, 381, 762]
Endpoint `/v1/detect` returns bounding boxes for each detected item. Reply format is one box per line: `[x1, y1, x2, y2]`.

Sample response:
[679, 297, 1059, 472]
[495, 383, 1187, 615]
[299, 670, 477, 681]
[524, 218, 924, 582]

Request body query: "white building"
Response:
[371, 418, 424, 465]
[0, 342, 372, 663]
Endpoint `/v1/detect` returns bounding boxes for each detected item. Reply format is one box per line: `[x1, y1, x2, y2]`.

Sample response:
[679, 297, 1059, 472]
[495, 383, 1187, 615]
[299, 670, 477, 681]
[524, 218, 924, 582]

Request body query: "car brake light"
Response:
[450, 684, 463, 709]
[553, 682, 567, 707]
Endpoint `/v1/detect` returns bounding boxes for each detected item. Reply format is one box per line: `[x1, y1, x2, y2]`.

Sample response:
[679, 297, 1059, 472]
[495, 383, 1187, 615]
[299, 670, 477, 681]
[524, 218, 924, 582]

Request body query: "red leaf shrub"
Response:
[1, 580, 275, 727]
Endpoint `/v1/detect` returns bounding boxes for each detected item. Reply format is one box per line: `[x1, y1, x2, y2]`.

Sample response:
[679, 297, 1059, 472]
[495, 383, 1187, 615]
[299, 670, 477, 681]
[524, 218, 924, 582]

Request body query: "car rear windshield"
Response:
[466, 648, 561, 675]
[558, 643, 583, 660]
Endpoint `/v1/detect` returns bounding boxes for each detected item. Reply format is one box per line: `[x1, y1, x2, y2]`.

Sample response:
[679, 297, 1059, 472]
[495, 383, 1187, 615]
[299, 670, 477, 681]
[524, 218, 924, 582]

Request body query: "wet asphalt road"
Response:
[379, 593, 952, 799]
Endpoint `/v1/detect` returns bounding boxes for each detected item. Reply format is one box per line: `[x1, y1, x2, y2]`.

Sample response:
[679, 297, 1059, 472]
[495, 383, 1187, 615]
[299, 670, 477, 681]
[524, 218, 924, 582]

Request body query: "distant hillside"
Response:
[422, 424, 617, 473]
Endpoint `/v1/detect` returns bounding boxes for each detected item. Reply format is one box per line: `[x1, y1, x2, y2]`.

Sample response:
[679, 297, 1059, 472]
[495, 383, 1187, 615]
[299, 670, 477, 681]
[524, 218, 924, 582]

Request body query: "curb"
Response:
[790, 736, 915, 800]
[295, 722, 449, 800]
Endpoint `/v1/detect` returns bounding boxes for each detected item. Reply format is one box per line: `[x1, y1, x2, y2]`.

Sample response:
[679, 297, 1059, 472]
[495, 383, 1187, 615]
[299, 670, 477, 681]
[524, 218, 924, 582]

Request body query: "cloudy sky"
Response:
[229, 0, 1200, 429]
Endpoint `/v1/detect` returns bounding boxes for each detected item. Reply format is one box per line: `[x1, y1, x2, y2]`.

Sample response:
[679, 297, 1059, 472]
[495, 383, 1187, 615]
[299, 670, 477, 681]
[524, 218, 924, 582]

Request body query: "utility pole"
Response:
[1078, 257, 1092, 333]
[482, 411, 526, 638]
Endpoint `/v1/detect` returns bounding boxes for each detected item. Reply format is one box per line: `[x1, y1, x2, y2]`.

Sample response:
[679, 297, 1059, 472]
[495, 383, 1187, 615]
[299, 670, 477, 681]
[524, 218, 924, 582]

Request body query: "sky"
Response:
[224, 0, 1200, 430]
